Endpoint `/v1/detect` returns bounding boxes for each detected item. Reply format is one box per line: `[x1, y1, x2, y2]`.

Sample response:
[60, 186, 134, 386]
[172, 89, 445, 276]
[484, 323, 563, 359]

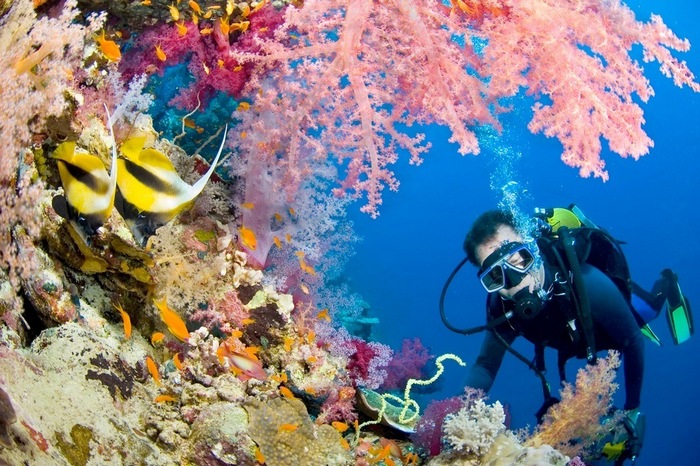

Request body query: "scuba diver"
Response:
[440, 205, 693, 464]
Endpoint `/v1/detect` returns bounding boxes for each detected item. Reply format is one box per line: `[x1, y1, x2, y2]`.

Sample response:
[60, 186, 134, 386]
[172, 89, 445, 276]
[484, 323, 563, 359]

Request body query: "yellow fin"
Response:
[120, 136, 147, 161]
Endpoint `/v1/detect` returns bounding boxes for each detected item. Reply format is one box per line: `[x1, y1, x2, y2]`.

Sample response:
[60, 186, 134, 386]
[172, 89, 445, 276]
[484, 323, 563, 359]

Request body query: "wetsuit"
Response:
[465, 262, 645, 410]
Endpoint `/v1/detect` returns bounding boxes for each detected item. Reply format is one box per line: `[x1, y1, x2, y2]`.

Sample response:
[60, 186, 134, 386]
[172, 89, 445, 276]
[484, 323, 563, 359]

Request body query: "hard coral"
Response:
[244, 397, 352, 465]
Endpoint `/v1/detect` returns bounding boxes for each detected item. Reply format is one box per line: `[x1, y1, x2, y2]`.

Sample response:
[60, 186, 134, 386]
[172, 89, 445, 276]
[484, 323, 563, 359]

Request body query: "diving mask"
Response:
[478, 241, 537, 293]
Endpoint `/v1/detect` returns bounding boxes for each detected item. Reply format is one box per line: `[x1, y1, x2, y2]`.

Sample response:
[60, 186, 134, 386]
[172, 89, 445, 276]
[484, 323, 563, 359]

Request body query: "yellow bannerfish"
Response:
[114, 126, 228, 245]
[51, 106, 118, 245]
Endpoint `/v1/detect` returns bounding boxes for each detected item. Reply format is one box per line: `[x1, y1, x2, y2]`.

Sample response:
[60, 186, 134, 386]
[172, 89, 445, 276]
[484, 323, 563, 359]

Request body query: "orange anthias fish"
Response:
[155, 44, 167, 62]
[146, 356, 161, 385]
[153, 297, 190, 341]
[238, 225, 257, 250]
[96, 31, 121, 62]
[114, 303, 131, 339]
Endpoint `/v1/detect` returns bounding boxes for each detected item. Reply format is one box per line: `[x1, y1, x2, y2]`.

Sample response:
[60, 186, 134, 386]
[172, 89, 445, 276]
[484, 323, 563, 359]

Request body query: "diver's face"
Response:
[476, 225, 542, 300]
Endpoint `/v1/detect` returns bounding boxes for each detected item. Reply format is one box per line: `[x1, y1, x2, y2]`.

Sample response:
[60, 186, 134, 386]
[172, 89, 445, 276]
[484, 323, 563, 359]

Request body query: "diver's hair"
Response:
[463, 210, 518, 266]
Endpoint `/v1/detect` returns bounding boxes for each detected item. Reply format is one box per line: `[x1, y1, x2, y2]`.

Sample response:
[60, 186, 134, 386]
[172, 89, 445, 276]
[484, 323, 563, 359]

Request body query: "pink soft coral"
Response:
[229, 0, 699, 217]
[474, 0, 700, 179]
[230, 0, 493, 217]
[380, 338, 434, 391]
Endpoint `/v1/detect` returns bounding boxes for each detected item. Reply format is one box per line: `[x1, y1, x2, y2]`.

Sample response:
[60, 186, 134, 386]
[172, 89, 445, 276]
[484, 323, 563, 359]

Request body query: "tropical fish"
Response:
[153, 297, 190, 341]
[154, 394, 177, 403]
[155, 44, 167, 62]
[114, 126, 227, 245]
[217, 341, 267, 381]
[115, 303, 131, 339]
[331, 421, 349, 432]
[238, 225, 257, 250]
[95, 31, 121, 62]
[151, 332, 165, 345]
[51, 107, 118, 245]
[278, 423, 298, 432]
[145, 356, 161, 385]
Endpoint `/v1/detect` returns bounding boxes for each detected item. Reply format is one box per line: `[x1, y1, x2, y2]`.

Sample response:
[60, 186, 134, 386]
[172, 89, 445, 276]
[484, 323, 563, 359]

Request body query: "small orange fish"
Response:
[175, 20, 188, 36]
[317, 309, 331, 322]
[183, 118, 197, 128]
[288, 207, 296, 217]
[188, 0, 203, 15]
[173, 353, 184, 370]
[332, 421, 349, 432]
[279, 386, 295, 399]
[239, 2, 250, 17]
[305, 386, 317, 396]
[219, 17, 230, 35]
[254, 446, 265, 464]
[200, 27, 213, 35]
[141, 0, 151, 5]
[306, 356, 317, 364]
[273, 236, 282, 249]
[278, 423, 298, 432]
[294, 250, 305, 258]
[203, 10, 213, 19]
[241, 202, 255, 209]
[202, 61, 210, 75]
[154, 394, 177, 403]
[271, 373, 288, 383]
[96, 31, 121, 62]
[238, 225, 257, 250]
[155, 44, 167, 62]
[230, 20, 250, 32]
[230, 329, 243, 338]
[273, 212, 283, 222]
[285, 233, 292, 243]
[115, 303, 131, 339]
[299, 283, 309, 295]
[151, 332, 165, 345]
[146, 356, 161, 385]
[306, 331, 315, 344]
[217, 59, 225, 69]
[233, 64, 243, 72]
[153, 297, 190, 342]
[191, 12, 199, 25]
[340, 437, 350, 450]
[251, 0, 267, 14]
[241, 318, 256, 326]
[237, 101, 251, 111]
[283, 336, 294, 352]
[168, 4, 180, 21]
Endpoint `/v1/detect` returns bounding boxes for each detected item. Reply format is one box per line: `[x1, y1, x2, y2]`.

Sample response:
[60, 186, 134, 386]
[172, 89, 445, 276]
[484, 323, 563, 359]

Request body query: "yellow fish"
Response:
[114, 126, 228, 245]
[51, 106, 118, 245]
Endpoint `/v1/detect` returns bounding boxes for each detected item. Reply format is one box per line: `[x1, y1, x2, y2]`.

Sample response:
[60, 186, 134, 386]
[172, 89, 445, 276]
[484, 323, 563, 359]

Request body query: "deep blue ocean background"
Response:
[344, 1, 700, 464]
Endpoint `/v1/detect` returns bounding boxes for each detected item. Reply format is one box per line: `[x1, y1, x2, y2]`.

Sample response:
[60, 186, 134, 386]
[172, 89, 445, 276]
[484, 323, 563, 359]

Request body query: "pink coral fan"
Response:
[380, 338, 434, 391]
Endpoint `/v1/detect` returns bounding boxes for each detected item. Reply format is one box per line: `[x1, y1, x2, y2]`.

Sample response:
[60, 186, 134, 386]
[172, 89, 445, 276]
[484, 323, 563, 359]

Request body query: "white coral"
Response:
[443, 399, 506, 455]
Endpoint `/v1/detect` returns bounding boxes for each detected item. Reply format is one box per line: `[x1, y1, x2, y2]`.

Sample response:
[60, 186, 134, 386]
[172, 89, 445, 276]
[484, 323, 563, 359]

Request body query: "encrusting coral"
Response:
[0, 0, 668, 465]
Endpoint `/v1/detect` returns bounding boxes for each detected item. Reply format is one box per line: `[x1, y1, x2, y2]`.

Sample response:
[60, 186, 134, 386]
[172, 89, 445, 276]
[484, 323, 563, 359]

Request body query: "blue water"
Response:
[345, 1, 700, 464]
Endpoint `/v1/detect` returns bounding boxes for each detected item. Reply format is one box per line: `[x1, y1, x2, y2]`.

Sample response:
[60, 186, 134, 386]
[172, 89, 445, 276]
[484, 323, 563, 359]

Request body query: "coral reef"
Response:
[0, 0, 691, 465]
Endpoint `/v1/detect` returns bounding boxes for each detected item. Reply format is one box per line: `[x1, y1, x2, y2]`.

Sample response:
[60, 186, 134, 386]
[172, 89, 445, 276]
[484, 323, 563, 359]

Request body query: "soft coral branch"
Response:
[230, 0, 491, 217]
